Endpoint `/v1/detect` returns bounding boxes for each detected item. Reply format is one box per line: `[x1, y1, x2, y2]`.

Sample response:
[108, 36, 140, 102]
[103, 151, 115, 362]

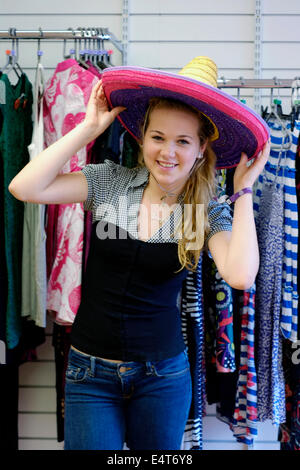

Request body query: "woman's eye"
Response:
[152, 135, 163, 141]
[178, 139, 189, 145]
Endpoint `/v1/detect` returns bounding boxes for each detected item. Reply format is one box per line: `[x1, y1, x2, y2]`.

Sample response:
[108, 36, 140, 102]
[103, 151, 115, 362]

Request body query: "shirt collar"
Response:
[130, 165, 149, 188]
[130, 165, 185, 204]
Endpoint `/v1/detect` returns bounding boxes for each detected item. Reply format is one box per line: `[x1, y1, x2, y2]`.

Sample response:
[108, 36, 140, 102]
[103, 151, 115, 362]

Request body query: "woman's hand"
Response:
[83, 80, 126, 139]
[233, 139, 271, 192]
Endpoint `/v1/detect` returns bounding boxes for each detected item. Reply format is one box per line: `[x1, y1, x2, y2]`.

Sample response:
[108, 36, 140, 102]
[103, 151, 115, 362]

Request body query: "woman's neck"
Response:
[146, 175, 183, 205]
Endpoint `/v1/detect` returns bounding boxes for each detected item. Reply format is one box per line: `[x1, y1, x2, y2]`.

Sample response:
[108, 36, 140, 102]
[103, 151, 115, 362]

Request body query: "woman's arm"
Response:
[208, 193, 258, 290]
[8, 80, 125, 204]
[208, 140, 270, 290]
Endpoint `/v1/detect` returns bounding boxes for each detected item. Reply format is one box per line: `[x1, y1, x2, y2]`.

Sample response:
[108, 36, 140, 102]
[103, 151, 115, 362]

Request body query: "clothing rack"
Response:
[218, 77, 300, 112]
[0, 27, 124, 55]
[218, 77, 300, 89]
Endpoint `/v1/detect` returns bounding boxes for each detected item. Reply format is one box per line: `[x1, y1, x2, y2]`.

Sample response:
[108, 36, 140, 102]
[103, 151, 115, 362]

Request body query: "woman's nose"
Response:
[160, 142, 176, 157]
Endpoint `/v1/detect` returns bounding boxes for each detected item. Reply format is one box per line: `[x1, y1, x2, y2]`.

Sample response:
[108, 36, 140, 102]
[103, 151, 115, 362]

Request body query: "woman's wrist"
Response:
[233, 181, 253, 193]
[77, 120, 104, 144]
[230, 187, 252, 204]
[213, 186, 252, 205]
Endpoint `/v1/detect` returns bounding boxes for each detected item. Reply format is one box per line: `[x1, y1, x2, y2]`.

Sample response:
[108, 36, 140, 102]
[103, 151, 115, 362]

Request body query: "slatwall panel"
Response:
[0, 0, 124, 85]
[261, 0, 300, 113]
[2, 0, 296, 451]
[18, 316, 63, 450]
[129, 0, 257, 108]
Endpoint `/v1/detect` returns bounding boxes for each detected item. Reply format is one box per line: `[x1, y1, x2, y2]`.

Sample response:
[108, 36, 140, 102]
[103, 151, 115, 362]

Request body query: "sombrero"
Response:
[101, 56, 269, 169]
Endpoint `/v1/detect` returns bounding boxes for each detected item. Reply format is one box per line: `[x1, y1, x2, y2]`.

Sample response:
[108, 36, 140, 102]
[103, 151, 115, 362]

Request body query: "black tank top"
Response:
[70, 221, 188, 361]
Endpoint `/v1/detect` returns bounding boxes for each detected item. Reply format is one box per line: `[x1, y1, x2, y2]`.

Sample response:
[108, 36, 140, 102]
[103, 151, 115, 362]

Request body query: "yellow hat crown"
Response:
[178, 56, 218, 88]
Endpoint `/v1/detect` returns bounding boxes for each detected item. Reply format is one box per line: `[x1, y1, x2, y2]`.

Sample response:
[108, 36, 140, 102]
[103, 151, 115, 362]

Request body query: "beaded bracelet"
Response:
[213, 187, 252, 205]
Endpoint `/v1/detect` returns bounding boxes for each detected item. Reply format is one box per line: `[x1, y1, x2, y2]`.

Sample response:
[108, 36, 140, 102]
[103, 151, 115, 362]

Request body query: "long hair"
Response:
[138, 97, 217, 272]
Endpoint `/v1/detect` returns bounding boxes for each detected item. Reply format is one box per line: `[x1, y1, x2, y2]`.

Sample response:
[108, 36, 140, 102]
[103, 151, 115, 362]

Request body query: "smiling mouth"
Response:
[157, 161, 178, 168]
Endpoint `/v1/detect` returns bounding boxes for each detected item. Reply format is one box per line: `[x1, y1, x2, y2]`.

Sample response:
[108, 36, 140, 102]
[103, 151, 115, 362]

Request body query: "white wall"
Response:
[2, 0, 299, 451]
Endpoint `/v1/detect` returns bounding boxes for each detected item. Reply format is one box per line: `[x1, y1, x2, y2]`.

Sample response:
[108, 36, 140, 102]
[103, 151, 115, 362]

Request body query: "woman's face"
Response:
[142, 107, 203, 194]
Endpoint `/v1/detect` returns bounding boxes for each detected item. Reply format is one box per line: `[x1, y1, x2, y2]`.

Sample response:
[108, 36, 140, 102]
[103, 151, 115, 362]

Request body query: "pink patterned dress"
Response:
[43, 59, 98, 325]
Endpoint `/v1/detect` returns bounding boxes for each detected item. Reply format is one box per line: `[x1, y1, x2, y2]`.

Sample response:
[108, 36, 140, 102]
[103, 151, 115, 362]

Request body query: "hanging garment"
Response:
[281, 122, 299, 341]
[232, 286, 258, 445]
[260, 120, 299, 341]
[0, 72, 33, 349]
[254, 162, 286, 424]
[279, 340, 300, 450]
[0, 131, 18, 449]
[180, 260, 207, 449]
[43, 58, 98, 325]
[253, 119, 300, 424]
[21, 62, 47, 328]
[203, 168, 252, 444]
[280, 381, 300, 450]
[203, 252, 241, 436]
[215, 273, 235, 373]
[278, 128, 300, 448]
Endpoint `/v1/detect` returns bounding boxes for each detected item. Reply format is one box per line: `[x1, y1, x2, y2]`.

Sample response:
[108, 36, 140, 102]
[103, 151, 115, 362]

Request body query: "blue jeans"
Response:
[64, 347, 192, 450]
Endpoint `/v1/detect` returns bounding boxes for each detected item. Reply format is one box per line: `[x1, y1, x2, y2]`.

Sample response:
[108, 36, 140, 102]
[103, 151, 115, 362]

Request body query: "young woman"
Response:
[9, 68, 270, 450]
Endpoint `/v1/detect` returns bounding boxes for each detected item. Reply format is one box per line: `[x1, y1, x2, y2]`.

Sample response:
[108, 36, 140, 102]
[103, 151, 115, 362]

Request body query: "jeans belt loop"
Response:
[145, 361, 154, 375]
[90, 355, 96, 377]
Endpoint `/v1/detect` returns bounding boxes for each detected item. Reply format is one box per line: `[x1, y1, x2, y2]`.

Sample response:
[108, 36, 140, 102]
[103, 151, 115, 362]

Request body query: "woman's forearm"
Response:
[9, 121, 96, 200]
[224, 193, 259, 288]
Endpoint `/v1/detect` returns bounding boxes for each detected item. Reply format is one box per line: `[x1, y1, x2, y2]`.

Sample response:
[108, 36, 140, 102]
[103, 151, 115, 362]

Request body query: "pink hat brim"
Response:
[102, 66, 269, 169]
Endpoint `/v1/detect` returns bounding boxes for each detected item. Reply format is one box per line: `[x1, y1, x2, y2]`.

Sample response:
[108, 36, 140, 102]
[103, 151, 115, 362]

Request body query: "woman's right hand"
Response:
[83, 80, 126, 139]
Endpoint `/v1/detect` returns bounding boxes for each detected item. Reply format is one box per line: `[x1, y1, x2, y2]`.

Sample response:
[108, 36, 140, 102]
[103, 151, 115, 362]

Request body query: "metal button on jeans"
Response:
[119, 366, 132, 373]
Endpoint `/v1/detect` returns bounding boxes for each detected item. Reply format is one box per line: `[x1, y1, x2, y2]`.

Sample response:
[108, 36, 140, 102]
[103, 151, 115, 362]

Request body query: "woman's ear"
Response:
[201, 140, 208, 154]
[197, 140, 208, 159]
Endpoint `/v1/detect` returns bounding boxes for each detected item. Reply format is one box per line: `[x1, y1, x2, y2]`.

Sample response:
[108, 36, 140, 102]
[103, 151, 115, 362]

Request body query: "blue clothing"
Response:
[254, 178, 286, 424]
[253, 120, 300, 425]
[64, 347, 192, 450]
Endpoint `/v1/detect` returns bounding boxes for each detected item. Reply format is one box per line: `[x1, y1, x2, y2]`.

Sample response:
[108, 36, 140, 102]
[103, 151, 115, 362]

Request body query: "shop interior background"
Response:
[1, 0, 298, 450]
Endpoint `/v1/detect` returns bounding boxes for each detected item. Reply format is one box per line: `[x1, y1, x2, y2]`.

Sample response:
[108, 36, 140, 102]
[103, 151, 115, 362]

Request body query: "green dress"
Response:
[0, 72, 33, 349]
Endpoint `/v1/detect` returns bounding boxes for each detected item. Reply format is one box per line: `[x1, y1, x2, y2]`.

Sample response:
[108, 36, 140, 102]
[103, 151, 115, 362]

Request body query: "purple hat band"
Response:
[102, 66, 270, 170]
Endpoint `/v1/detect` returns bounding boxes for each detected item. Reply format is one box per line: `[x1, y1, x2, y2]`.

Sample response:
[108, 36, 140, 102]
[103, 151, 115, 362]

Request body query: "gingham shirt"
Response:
[81, 159, 233, 242]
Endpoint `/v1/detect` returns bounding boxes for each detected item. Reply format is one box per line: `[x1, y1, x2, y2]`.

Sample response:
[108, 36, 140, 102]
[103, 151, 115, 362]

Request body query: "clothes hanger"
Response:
[76, 28, 89, 69]
[1, 34, 23, 79]
[265, 87, 292, 150]
[0, 49, 19, 78]
[96, 28, 109, 70]
[290, 78, 300, 131]
[64, 27, 77, 61]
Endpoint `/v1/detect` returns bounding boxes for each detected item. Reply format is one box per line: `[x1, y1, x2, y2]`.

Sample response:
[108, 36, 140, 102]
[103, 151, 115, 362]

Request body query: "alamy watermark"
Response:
[292, 340, 300, 365]
[94, 196, 205, 250]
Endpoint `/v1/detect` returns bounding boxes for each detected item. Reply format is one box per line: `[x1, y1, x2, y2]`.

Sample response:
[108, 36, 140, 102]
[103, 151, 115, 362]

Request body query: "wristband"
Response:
[213, 187, 252, 205]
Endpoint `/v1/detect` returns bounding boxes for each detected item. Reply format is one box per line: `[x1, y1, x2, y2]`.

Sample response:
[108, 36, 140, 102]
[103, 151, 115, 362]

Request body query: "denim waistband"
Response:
[69, 346, 140, 369]
[68, 346, 188, 375]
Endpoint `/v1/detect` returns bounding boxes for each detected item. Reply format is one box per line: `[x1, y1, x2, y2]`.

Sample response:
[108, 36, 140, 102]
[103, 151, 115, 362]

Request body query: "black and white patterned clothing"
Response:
[81, 158, 232, 241]
[71, 159, 233, 449]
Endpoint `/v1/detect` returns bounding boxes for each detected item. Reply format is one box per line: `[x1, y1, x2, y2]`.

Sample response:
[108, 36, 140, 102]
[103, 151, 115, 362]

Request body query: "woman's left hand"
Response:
[233, 139, 271, 192]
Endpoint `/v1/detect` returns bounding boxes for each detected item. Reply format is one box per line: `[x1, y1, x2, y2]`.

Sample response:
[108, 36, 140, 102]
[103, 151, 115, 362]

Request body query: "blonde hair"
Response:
[139, 97, 217, 272]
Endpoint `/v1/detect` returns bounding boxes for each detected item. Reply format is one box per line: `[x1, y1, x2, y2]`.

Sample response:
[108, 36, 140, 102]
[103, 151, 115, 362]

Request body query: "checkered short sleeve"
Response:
[206, 199, 233, 242]
[81, 159, 123, 212]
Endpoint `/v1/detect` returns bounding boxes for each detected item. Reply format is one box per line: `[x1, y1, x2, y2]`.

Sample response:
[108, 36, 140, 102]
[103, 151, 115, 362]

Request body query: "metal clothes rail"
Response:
[218, 77, 300, 89]
[0, 27, 124, 54]
[1, 29, 300, 92]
